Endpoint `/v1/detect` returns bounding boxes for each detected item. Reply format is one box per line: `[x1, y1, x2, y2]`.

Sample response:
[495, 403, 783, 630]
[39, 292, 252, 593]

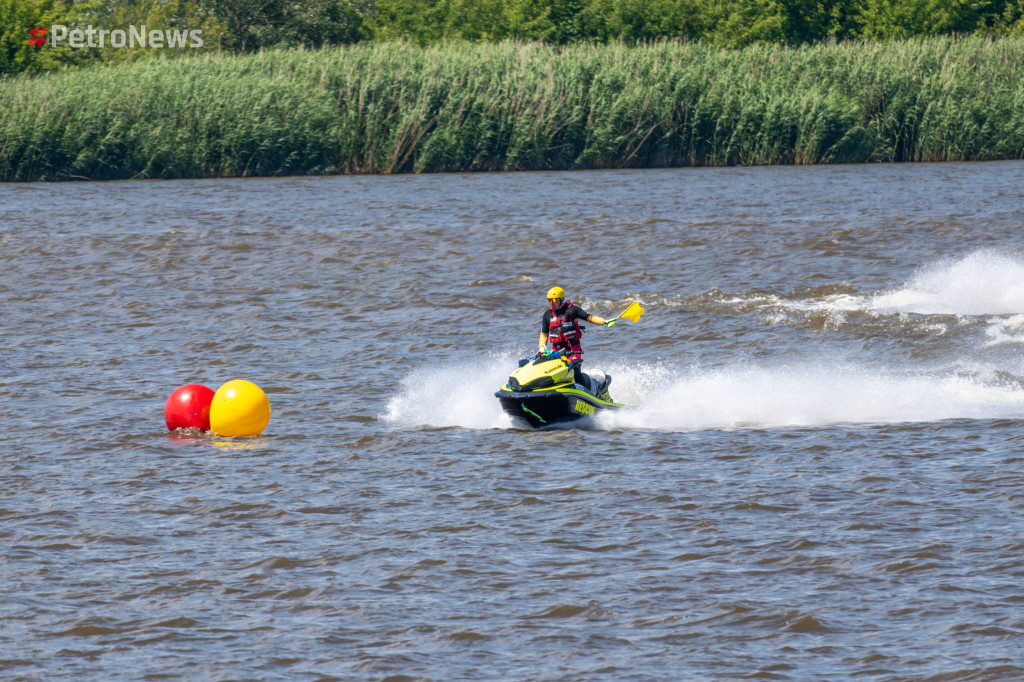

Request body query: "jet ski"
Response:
[495, 350, 625, 429]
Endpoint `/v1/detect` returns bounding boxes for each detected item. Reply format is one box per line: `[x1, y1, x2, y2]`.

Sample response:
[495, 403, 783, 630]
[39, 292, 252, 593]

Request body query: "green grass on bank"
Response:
[2, 38, 1023, 180]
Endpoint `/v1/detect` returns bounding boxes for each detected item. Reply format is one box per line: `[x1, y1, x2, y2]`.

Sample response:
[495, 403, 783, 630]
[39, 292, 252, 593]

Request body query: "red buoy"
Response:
[164, 384, 215, 431]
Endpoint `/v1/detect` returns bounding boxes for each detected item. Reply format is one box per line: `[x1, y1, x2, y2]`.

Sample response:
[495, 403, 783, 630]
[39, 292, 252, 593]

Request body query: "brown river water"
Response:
[3, 162, 1024, 680]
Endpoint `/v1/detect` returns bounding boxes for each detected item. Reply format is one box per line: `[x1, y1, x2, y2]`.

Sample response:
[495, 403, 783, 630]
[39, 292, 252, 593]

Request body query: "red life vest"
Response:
[548, 300, 584, 357]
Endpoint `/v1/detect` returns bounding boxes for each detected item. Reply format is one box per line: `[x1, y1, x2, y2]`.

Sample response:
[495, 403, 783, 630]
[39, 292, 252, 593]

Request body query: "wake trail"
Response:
[735, 249, 1024, 319]
[871, 250, 1024, 316]
[382, 356, 1024, 432]
[383, 251, 1024, 431]
[598, 361, 1024, 431]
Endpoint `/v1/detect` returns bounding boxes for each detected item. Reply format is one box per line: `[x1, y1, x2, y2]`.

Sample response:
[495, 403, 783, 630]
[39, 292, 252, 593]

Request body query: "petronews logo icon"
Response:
[47, 24, 203, 48]
[27, 24, 48, 47]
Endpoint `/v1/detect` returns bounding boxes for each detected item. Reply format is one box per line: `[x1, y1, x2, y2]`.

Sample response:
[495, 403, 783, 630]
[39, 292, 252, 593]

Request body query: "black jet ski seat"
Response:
[580, 369, 612, 399]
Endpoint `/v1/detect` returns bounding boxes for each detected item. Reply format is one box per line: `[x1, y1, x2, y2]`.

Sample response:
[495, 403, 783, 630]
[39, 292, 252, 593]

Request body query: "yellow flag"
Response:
[618, 301, 645, 323]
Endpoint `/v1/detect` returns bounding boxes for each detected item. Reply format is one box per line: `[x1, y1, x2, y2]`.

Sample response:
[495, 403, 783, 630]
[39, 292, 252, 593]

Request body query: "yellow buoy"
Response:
[210, 380, 271, 437]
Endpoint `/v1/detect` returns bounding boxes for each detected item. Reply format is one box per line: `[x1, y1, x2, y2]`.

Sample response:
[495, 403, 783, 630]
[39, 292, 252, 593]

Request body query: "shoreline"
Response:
[3, 157, 1023, 185]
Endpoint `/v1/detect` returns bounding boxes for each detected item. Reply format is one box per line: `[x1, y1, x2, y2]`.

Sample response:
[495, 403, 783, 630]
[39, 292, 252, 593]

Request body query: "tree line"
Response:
[3, 0, 1024, 75]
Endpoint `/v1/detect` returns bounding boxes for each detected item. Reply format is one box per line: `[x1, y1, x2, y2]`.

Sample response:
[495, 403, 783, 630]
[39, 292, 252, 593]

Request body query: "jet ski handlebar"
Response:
[537, 348, 567, 358]
[517, 348, 570, 367]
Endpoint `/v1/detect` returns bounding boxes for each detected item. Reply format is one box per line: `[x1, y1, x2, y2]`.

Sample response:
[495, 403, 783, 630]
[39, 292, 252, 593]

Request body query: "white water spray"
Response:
[382, 356, 1024, 432]
[871, 250, 1024, 316]
[730, 250, 1024, 320]
[381, 352, 514, 429]
[597, 361, 1024, 431]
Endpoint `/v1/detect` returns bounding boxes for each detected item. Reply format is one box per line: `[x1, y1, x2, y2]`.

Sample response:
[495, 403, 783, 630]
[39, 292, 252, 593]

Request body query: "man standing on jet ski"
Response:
[539, 286, 616, 383]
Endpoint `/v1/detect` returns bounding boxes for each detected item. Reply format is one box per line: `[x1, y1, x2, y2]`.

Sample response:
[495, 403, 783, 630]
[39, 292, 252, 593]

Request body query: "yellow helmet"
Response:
[546, 286, 565, 300]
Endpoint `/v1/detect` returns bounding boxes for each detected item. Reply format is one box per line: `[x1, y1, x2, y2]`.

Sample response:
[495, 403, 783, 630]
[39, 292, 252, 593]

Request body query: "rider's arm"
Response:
[575, 305, 610, 327]
[539, 310, 551, 351]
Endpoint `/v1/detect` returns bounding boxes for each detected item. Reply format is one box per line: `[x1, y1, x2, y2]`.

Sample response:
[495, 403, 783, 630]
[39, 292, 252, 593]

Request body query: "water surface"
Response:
[3, 162, 1024, 679]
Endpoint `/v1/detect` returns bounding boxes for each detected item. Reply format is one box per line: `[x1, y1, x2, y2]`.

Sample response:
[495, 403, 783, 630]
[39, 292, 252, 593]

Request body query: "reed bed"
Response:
[2, 38, 1023, 180]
